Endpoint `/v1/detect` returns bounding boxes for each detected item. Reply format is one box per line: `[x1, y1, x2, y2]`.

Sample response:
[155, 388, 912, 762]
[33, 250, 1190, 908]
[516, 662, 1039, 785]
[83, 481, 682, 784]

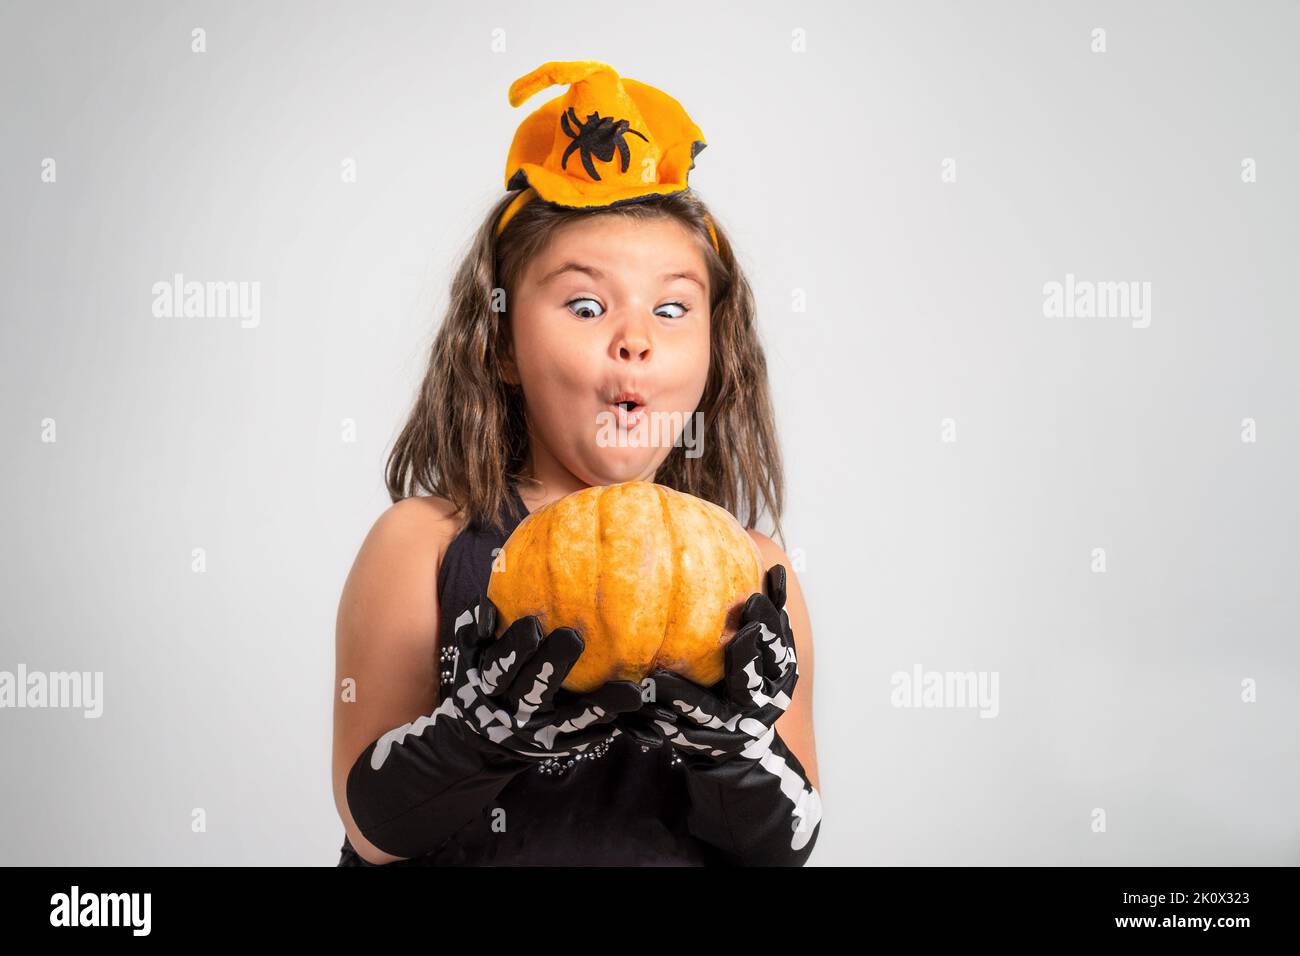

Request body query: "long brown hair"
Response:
[385, 188, 786, 548]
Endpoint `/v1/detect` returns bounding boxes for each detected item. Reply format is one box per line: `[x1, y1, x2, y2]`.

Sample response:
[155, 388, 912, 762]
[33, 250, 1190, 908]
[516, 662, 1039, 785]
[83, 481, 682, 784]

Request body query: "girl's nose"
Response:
[618, 336, 652, 362]
[613, 316, 652, 362]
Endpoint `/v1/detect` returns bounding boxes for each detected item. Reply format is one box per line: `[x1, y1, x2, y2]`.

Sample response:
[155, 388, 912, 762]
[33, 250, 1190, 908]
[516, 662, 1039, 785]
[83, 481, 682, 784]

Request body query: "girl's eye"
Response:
[567, 297, 604, 319]
[566, 298, 690, 319]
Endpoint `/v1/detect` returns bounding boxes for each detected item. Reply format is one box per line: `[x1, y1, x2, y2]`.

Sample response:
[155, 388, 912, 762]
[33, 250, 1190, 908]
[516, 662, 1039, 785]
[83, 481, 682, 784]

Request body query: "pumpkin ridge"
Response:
[654, 483, 677, 670]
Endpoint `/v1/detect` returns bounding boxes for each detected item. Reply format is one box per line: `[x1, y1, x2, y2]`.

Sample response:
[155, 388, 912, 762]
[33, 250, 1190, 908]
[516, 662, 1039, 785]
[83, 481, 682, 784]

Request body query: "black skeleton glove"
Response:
[345, 593, 643, 860]
[636, 565, 823, 866]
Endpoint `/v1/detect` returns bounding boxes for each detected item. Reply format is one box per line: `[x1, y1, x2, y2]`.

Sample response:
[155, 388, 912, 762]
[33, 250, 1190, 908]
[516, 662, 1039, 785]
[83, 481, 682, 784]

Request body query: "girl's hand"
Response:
[447, 595, 645, 762]
[638, 565, 799, 765]
[627, 565, 822, 864]
[345, 593, 645, 861]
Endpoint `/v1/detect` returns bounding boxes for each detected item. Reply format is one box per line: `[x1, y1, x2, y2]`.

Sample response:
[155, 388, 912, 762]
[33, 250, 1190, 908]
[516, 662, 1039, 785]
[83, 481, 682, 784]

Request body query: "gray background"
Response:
[1, 0, 1296, 865]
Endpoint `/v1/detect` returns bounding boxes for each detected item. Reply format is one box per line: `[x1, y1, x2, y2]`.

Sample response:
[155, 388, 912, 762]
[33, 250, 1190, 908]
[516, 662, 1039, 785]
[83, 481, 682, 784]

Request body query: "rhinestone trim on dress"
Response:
[534, 737, 686, 777]
[535, 734, 615, 776]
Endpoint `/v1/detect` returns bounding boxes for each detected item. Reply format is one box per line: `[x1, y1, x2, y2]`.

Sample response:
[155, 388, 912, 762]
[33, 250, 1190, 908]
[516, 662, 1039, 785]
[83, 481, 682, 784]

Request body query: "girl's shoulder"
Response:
[745, 528, 784, 567]
[381, 494, 466, 570]
[338, 495, 466, 660]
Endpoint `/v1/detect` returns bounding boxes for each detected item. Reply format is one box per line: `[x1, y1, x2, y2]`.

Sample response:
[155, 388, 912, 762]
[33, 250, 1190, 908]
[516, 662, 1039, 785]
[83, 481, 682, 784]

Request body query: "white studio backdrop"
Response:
[1, 0, 1297, 865]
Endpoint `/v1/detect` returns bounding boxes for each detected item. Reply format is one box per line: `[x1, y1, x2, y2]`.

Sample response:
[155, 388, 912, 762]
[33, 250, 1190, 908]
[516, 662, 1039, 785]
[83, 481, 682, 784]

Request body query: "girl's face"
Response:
[504, 214, 711, 488]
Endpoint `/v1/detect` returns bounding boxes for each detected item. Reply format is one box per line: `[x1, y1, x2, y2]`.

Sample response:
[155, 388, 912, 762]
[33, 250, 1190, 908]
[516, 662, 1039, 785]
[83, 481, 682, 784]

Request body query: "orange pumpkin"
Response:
[486, 480, 765, 693]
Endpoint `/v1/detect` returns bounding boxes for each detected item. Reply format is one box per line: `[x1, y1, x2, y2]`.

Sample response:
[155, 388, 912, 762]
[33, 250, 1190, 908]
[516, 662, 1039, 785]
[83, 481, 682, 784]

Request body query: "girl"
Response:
[332, 61, 822, 866]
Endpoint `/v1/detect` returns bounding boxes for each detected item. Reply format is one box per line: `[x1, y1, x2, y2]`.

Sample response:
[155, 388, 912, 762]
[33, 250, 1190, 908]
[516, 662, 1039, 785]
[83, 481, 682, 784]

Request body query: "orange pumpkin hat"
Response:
[495, 60, 718, 252]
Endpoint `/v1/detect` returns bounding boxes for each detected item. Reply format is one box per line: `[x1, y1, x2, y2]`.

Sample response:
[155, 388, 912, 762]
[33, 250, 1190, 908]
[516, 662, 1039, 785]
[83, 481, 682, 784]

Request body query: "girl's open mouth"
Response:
[609, 400, 645, 429]
[605, 388, 649, 429]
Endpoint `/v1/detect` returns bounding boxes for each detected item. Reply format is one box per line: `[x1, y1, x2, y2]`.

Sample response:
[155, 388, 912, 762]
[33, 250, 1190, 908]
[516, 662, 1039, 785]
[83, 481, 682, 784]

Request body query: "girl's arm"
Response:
[331, 496, 461, 866]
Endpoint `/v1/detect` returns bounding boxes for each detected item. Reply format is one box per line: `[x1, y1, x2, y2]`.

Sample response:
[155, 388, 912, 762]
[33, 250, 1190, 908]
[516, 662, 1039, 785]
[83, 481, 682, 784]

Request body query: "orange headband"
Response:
[493, 60, 719, 254]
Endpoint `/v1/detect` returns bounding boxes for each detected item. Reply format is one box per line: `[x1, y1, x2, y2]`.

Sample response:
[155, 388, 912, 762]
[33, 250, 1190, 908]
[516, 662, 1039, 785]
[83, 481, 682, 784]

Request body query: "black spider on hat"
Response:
[560, 107, 649, 181]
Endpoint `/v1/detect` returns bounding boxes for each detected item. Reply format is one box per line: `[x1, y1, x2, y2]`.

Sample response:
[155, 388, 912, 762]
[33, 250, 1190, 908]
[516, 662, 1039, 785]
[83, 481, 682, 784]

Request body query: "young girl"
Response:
[332, 60, 822, 866]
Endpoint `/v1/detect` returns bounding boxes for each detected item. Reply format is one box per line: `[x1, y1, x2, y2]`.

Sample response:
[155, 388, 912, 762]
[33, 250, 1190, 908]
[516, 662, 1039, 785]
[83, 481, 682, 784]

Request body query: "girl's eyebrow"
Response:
[665, 270, 706, 291]
[538, 262, 706, 292]
[538, 262, 603, 286]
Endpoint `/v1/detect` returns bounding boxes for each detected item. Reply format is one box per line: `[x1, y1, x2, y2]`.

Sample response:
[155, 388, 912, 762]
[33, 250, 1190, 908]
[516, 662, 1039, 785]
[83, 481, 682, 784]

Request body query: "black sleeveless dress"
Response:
[337, 481, 724, 866]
